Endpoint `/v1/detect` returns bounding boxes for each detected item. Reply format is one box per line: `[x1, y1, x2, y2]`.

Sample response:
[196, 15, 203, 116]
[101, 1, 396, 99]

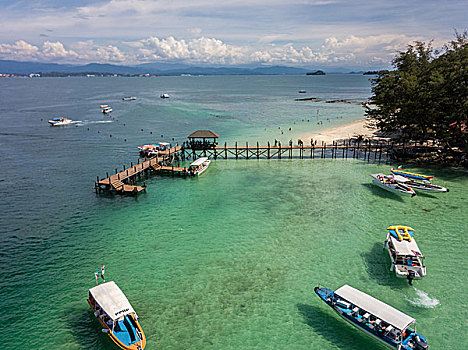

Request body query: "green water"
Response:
[0, 76, 467, 349]
[3, 160, 467, 349]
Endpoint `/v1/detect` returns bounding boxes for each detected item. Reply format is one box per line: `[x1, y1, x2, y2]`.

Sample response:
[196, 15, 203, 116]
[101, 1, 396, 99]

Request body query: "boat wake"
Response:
[406, 287, 440, 308]
[74, 120, 113, 126]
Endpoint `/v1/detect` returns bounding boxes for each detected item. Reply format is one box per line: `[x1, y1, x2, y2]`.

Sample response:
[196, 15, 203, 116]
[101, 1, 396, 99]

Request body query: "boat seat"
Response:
[375, 319, 382, 326]
[336, 300, 351, 309]
[352, 307, 359, 315]
[386, 325, 394, 333]
[363, 312, 370, 319]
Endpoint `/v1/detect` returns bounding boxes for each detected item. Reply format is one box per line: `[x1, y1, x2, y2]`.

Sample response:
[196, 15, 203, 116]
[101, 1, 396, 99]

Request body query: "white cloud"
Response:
[0, 40, 40, 60]
[42, 41, 79, 59]
[137, 36, 245, 64]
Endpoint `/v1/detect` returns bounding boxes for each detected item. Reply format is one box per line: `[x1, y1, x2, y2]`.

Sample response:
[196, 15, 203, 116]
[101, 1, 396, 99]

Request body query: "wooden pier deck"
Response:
[95, 146, 181, 194]
[95, 138, 439, 196]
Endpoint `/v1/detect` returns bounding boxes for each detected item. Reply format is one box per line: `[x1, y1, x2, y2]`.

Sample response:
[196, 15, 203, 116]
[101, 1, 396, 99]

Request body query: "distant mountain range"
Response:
[0, 60, 352, 76]
[0, 60, 327, 76]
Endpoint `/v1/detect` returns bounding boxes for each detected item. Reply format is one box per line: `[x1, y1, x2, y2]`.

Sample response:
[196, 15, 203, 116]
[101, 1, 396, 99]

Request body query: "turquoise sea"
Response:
[0, 75, 466, 349]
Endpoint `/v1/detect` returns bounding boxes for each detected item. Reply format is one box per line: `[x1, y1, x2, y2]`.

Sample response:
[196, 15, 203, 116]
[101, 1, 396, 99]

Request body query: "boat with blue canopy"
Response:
[88, 281, 146, 350]
[315, 285, 428, 349]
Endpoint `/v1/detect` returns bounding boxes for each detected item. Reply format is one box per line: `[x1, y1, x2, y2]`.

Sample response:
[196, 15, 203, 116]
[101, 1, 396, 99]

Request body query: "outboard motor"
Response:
[407, 270, 416, 285]
[414, 335, 428, 350]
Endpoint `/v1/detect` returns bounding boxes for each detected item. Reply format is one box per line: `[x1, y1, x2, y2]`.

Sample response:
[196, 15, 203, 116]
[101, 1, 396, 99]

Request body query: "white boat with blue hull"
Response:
[314, 285, 428, 350]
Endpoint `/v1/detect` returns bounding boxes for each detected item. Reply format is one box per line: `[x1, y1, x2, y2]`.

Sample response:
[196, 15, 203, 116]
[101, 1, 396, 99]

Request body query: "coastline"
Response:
[301, 118, 377, 144]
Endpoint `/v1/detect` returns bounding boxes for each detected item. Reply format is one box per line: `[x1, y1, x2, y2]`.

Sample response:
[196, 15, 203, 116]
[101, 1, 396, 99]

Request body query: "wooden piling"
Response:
[257, 142, 259, 159]
[246, 142, 249, 160]
[267, 142, 271, 159]
[235, 142, 238, 159]
[224, 142, 227, 159]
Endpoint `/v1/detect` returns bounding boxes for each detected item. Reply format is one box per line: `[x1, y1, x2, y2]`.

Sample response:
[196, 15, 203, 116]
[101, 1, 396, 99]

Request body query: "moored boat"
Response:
[138, 142, 170, 157]
[392, 174, 449, 193]
[160, 93, 169, 99]
[391, 168, 433, 181]
[102, 107, 112, 114]
[314, 285, 428, 349]
[48, 117, 73, 126]
[88, 281, 146, 350]
[100, 104, 109, 108]
[371, 173, 416, 197]
[384, 225, 426, 285]
[188, 157, 211, 176]
[122, 97, 136, 101]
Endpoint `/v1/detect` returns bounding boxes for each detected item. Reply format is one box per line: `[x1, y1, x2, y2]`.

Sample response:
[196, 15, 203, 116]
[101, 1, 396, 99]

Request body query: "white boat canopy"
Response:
[335, 285, 415, 330]
[89, 281, 135, 321]
[389, 235, 422, 256]
[190, 157, 209, 167]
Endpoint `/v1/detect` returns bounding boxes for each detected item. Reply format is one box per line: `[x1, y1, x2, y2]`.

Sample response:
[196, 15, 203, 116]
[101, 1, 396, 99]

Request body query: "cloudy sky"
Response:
[0, 0, 466, 68]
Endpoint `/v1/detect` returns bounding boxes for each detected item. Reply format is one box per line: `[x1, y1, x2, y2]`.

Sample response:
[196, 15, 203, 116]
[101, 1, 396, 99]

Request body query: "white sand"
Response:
[302, 119, 377, 144]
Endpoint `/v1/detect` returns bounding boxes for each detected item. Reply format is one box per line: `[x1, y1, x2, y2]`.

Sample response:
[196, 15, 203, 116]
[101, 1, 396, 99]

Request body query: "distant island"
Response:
[306, 70, 326, 75]
[0, 60, 332, 76]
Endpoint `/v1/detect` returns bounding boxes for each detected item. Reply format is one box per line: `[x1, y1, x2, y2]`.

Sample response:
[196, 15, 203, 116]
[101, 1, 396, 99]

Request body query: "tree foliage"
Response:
[366, 33, 468, 150]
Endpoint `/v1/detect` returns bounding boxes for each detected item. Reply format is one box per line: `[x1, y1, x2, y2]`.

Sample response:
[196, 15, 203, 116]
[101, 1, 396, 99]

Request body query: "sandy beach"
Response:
[302, 118, 377, 144]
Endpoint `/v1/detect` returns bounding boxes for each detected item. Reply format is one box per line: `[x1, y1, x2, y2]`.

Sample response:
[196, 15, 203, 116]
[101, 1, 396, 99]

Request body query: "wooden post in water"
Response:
[357, 142, 360, 159]
[321, 142, 325, 159]
[279, 141, 282, 159]
[235, 142, 238, 159]
[334, 141, 338, 159]
[378, 142, 382, 163]
[267, 142, 270, 159]
[214, 146, 217, 160]
[289, 141, 292, 159]
[106, 172, 109, 179]
[224, 142, 227, 159]
[345, 140, 348, 159]
[257, 142, 259, 159]
[312, 142, 315, 159]
[246, 142, 249, 160]
[368, 141, 371, 162]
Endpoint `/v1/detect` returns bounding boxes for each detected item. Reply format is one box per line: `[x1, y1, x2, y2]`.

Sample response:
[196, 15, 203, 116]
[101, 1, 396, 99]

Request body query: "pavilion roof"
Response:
[188, 130, 219, 138]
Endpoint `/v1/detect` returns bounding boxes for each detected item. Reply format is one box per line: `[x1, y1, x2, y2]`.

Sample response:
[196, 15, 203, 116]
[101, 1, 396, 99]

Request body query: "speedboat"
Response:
[315, 285, 428, 350]
[88, 281, 146, 350]
[188, 157, 211, 176]
[122, 97, 136, 101]
[102, 107, 113, 114]
[384, 225, 426, 285]
[100, 104, 109, 108]
[160, 93, 169, 99]
[391, 174, 449, 193]
[299, 90, 307, 93]
[391, 168, 433, 181]
[48, 117, 73, 126]
[371, 173, 416, 197]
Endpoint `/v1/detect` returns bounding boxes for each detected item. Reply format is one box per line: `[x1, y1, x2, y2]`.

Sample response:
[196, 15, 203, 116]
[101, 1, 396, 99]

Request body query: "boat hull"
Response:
[194, 160, 211, 176]
[384, 239, 425, 280]
[372, 179, 415, 197]
[48, 120, 72, 126]
[314, 287, 399, 349]
[88, 298, 146, 350]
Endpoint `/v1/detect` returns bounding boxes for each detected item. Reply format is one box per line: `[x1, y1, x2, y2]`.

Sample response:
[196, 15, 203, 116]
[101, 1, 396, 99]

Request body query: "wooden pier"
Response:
[95, 131, 439, 196]
[95, 146, 181, 194]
